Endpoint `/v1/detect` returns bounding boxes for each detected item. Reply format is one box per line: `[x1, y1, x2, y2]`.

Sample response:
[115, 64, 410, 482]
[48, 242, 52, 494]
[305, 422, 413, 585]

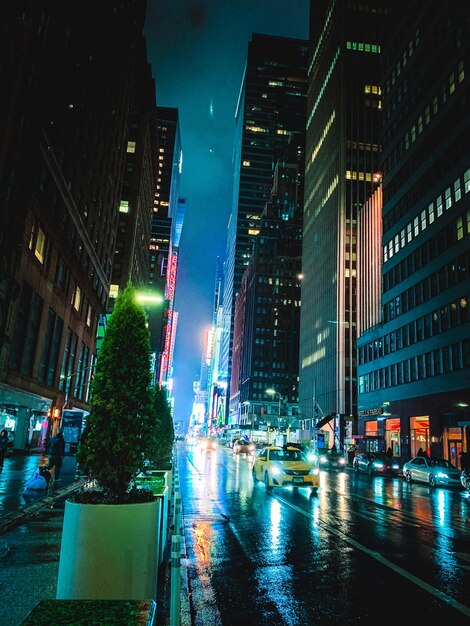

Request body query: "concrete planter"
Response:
[56, 499, 161, 600]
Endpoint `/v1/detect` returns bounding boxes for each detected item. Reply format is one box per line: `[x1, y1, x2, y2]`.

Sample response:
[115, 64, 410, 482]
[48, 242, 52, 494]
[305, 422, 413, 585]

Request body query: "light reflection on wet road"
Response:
[178, 441, 470, 626]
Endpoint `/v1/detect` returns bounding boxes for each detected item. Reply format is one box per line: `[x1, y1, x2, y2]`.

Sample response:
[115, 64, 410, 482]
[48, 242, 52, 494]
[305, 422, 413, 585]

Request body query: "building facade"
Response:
[357, 1, 470, 465]
[221, 33, 308, 424]
[299, 0, 386, 448]
[0, 0, 154, 449]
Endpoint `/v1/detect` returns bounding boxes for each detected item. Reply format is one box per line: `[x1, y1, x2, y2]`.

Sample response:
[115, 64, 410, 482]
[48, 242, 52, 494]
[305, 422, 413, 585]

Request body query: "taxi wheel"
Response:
[264, 472, 273, 491]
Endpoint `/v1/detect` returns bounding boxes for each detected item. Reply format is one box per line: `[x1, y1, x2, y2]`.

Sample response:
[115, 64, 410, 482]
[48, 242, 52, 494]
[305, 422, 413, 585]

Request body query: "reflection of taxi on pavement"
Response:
[252, 445, 319, 494]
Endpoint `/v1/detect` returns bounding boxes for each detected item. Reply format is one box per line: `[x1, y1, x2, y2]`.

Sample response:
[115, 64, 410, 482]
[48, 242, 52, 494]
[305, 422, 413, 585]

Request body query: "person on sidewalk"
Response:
[0, 429, 9, 470]
[47, 428, 66, 480]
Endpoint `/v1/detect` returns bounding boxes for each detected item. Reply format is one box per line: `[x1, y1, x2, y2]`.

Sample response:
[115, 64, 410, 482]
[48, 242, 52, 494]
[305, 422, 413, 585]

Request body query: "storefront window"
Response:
[410, 415, 429, 456]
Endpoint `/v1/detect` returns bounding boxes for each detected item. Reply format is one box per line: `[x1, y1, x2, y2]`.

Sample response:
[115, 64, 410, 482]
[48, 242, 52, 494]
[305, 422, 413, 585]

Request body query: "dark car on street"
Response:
[233, 439, 256, 455]
[318, 449, 347, 471]
[353, 451, 400, 476]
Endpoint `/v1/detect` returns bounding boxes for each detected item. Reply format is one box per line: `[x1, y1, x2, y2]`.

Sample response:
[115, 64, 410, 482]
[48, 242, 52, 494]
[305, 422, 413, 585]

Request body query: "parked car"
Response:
[233, 439, 256, 455]
[460, 467, 470, 491]
[318, 449, 347, 471]
[252, 445, 319, 494]
[402, 456, 462, 488]
[353, 452, 400, 476]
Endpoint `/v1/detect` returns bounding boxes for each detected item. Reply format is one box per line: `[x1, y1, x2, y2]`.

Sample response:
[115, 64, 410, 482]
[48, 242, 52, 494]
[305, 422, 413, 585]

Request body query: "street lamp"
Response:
[266, 388, 281, 435]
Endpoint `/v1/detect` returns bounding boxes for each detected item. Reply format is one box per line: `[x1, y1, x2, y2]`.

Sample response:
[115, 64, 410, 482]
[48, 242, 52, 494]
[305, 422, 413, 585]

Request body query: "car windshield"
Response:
[428, 458, 453, 468]
[270, 449, 302, 462]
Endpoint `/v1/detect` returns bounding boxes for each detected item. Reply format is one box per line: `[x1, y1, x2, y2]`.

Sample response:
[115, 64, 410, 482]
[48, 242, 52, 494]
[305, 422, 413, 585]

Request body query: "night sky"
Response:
[144, 0, 309, 424]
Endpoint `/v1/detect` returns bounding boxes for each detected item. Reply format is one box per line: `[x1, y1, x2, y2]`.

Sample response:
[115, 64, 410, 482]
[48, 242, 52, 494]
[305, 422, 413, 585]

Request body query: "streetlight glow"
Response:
[135, 292, 164, 304]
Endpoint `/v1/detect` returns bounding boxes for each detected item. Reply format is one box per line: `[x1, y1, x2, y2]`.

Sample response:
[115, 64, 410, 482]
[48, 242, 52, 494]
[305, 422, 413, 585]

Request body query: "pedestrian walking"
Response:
[47, 428, 66, 480]
[0, 429, 9, 470]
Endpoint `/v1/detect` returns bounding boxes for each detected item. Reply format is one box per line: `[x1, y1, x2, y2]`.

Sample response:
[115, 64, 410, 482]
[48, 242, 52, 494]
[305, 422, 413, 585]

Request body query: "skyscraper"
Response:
[221, 33, 308, 423]
[299, 1, 386, 445]
[357, 0, 470, 462]
[0, 0, 154, 448]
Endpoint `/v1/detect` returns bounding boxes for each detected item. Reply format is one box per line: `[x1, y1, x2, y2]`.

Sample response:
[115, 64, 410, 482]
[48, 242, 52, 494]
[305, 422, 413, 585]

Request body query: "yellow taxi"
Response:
[252, 445, 319, 494]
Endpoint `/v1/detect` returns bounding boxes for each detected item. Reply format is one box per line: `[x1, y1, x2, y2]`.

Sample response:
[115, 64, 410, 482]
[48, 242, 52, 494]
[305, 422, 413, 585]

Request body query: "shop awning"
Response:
[316, 413, 336, 429]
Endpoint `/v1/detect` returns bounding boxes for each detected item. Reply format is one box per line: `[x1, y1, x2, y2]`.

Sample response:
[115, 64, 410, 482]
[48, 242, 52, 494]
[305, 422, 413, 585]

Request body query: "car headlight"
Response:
[320, 455, 328, 463]
[307, 453, 317, 463]
[373, 461, 384, 468]
[271, 466, 282, 476]
[436, 472, 448, 478]
[392, 464, 399, 469]
[309, 468, 319, 475]
[338, 457, 346, 465]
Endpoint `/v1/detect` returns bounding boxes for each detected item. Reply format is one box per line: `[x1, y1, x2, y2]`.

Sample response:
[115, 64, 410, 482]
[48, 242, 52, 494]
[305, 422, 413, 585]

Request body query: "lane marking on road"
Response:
[274, 493, 470, 618]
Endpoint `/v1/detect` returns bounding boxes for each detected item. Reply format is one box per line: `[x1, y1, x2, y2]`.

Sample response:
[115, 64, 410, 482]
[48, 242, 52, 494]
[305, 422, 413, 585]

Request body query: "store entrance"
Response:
[448, 440, 462, 468]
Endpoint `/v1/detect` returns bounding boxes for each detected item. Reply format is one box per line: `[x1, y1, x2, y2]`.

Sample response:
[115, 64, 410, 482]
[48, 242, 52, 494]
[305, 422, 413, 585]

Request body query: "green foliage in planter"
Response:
[77, 283, 158, 497]
[149, 383, 175, 466]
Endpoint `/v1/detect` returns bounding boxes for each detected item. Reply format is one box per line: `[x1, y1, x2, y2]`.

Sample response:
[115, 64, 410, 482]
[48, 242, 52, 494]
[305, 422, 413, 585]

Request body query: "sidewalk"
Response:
[0, 451, 87, 533]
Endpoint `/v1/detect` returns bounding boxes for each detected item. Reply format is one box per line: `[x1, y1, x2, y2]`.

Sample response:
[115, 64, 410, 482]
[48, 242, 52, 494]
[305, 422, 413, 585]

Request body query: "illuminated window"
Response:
[456, 217, 464, 240]
[428, 202, 435, 224]
[119, 201, 129, 213]
[413, 216, 419, 237]
[420, 209, 426, 231]
[248, 229, 259, 236]
[449, 72, 455, 95]
[425, 105, 430, 125]
[407, 222, 412, 242]
[109, 284, 119, 299]
[445, 187, 452, 210]
[436, 194, 443, 217]
[454, 178, 461, 202]
[458, 61, 464, 83]
[400, 228, 405, 248]
[86, 304, 93, 327]
[242, 160, 251, 167]
[34, 227, 46, 264]
[127, 141, 136, 153]
[464, 169, 470, 194]
[73, 285, 82, 312]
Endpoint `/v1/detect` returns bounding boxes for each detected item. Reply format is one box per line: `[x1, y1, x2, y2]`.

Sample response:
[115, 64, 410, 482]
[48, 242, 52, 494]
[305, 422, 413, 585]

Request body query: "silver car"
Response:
[402, 456, 462, 488]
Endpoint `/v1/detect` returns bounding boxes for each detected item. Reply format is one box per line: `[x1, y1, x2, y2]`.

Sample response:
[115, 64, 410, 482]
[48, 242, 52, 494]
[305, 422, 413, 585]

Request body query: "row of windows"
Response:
[384, 247, 470, 323]
[384, 202, 470, 293]
[388, 59, 464, 164]
[358, 338, 470, 394]
[360, 295, 468, 365]
[384, 28, 418, 95]
[29, 216, 107, 316]
[383, 166, 469, 263]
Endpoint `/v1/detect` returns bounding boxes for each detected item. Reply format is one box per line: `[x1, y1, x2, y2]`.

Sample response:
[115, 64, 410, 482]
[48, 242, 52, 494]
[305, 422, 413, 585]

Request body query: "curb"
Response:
[0, 478, 88, 535]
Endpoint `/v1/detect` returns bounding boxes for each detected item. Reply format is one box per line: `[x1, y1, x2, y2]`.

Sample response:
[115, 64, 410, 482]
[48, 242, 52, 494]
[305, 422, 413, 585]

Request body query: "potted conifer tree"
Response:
[56, 283, 161, 601]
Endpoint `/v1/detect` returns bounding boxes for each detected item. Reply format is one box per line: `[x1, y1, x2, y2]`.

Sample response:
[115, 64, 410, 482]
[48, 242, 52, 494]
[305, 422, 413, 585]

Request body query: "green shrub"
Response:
[77, 283, 157, 498]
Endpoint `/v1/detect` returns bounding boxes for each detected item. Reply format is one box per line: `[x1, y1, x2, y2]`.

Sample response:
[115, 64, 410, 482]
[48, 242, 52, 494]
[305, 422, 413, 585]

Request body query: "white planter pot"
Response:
[56, 499, 161, 600]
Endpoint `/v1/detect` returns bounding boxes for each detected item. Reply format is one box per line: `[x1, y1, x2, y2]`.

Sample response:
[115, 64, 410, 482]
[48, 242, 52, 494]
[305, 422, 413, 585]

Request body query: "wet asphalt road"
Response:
[1, 446, 469, 626]
[179, 442, 470, 626]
